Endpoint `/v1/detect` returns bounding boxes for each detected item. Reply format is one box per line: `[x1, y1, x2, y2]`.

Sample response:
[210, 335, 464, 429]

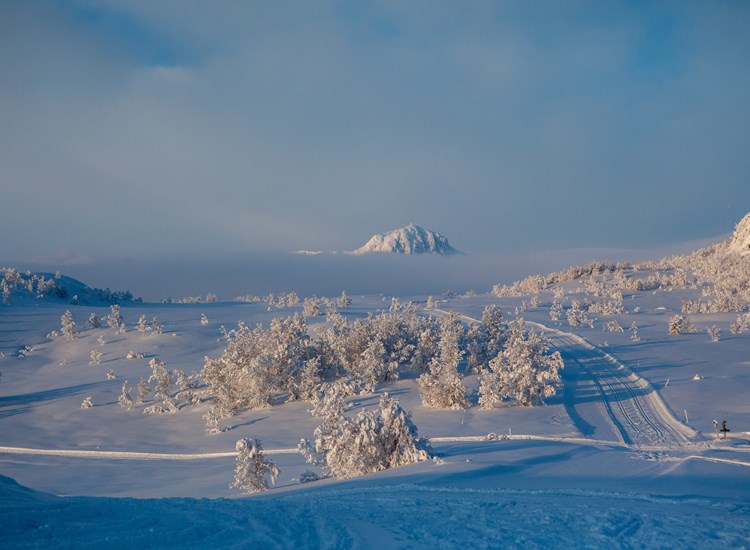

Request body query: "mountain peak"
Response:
[353, 225, 461, 255]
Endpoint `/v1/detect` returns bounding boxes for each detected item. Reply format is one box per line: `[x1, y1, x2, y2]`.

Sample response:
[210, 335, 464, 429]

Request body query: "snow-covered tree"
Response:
[89, 349, 102, 365]
[303, 297, 322, 317]
[150, 316, 163, 335]
[629, 322, 640, 342]
[105, 304, 123, 332]
[203, 407, 222, 434]
[478, 318, 564, 408]
[200, 313, 209, 326]
[87, 313, 101, 329]
[60, 310, 77, 340]
[603, 320, 624, 333]
[106, 369, 116, 380]
[417, 314, 468, 409]
[708, 325, 721, 343]
[137, 315, 149, 335]
[135, 377, 150, 405]
[425, 296, 437, 310]
[338, 291, 351, 309]
[314, 393, 429, 479]
[118, 381, 133, 409]
[80, 396, 93, 409]
[230, 438, 279, 493]
[668, 315, 695, 336]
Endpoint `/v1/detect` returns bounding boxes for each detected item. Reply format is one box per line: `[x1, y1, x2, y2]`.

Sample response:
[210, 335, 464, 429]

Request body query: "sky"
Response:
[2, 1, 749, 271]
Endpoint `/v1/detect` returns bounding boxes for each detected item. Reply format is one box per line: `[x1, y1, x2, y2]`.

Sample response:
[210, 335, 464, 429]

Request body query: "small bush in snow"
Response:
[118, 382, 133, 409]
[60, 310, 77, 340]
[200, 313, 209, 326]
[708, 326, 721, 343]
[668, 315, 695, 336]
[603, 320, 624, 333]
[629, 322, 640, 342]
[88, 313, 101, 329]
[80, 396, 93, 409]
[298, 470, 320, 484]
[230, 438, 279, 494]
[89, 349, 103, 365]
[106, 369, 116, 380]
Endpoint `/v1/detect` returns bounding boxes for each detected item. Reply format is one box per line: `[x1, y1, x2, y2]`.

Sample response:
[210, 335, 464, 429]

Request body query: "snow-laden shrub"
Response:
[80, 396, 93, 409]
[417, 314, 468, 409]
[478, 319, 564, 408]
[603, 320, 624, 333]
[60, 310, 77, 340]
[668, 315, 696, 336]
[708, 326, 721, 343]
[87, 313, 101, 329]
[230, 438, 279, 494]
[313, 393, 430, 479]
[118, 382, 133, 410]
[89, 349, 102, 365]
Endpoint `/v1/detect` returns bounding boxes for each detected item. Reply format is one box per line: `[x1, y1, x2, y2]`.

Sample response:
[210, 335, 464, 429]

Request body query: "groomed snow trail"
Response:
[433, 309, 697, 450]
[527, 322, 698, 449]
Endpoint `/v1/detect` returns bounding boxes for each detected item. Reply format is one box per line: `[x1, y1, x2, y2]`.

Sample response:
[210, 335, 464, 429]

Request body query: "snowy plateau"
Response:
[353, 224, 461, 255]
[2, 214, 750, 548]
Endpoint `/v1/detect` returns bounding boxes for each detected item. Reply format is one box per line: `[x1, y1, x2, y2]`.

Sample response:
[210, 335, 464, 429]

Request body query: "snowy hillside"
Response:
[353, 224, 461, 255]
[3, 218, 750, 547]
[728, 211, 750, 255]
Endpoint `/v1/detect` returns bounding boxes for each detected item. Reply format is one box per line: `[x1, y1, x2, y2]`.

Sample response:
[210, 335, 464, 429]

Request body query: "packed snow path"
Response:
[433, 309, 697, 450]
[528, 322, 697, 449]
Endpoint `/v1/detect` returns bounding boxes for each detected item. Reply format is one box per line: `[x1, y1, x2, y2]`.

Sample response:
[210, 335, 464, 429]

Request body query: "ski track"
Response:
[432, 309, 698, 450]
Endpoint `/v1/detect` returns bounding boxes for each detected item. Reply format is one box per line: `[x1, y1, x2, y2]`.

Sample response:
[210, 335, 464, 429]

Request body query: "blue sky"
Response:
[2, 1, 749, 265]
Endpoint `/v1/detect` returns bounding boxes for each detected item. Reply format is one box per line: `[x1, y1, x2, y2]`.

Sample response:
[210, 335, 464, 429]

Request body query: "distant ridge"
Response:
[353, 224, 461, 256]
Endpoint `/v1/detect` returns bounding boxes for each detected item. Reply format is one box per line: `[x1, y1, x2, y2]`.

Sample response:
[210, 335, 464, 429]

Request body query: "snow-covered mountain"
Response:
[728, 211, 750, 256]
[353, 224, 461, 255]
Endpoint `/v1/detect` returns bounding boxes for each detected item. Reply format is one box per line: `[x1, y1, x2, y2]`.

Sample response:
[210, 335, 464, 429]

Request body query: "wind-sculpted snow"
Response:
[2, 475, 748, 549]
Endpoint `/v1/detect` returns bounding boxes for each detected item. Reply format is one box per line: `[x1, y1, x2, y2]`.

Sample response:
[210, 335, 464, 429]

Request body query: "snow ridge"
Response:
[728, 211, 750, 256]
[353, 224, 461, 255]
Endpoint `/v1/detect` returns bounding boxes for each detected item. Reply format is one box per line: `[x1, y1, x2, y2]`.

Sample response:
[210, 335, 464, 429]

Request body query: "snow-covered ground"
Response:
[1, 253, 750, 547]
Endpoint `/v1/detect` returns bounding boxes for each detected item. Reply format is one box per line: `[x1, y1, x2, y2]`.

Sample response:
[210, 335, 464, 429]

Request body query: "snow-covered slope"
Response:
[353, 224, 461, 255]
[728, 211, 750, 256]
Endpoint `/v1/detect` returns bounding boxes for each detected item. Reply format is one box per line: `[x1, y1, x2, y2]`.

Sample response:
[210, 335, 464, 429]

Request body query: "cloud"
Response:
[1, 1, 749, 264]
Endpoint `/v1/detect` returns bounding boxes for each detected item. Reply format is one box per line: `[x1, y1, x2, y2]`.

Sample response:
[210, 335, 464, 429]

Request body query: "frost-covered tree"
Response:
[708, 325, 721, 343]
[629, 322, 640, 342]
[135, 377, 150, 405]
[549, 299, 563, 321]
[314, 393, 430, 479]
[89, 349, 102, 365]
[338, 291, 351, 309]
[80, 396, 93, 409]
[603, 320, 624, 333]
[417, 314, 468, 409]
[230, 438, 279, 494]
[203, 407, 222, 434]
[200, 313, 209, 326]
[669, 315, 695, 336]
[105, 304, 123, 332]
[478, 319, 564, 408]
[150, 316, 163, 335]
[303, 297, 322, 317]
[118, 381, 133, 409]
[106, 369, 116, 380]
[425, 296, 437, 310]
[97, 334, 106, 346]
[136, 315, 149, 335]
[87, 313, 101, 329]
[60, 310, 77, 340]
